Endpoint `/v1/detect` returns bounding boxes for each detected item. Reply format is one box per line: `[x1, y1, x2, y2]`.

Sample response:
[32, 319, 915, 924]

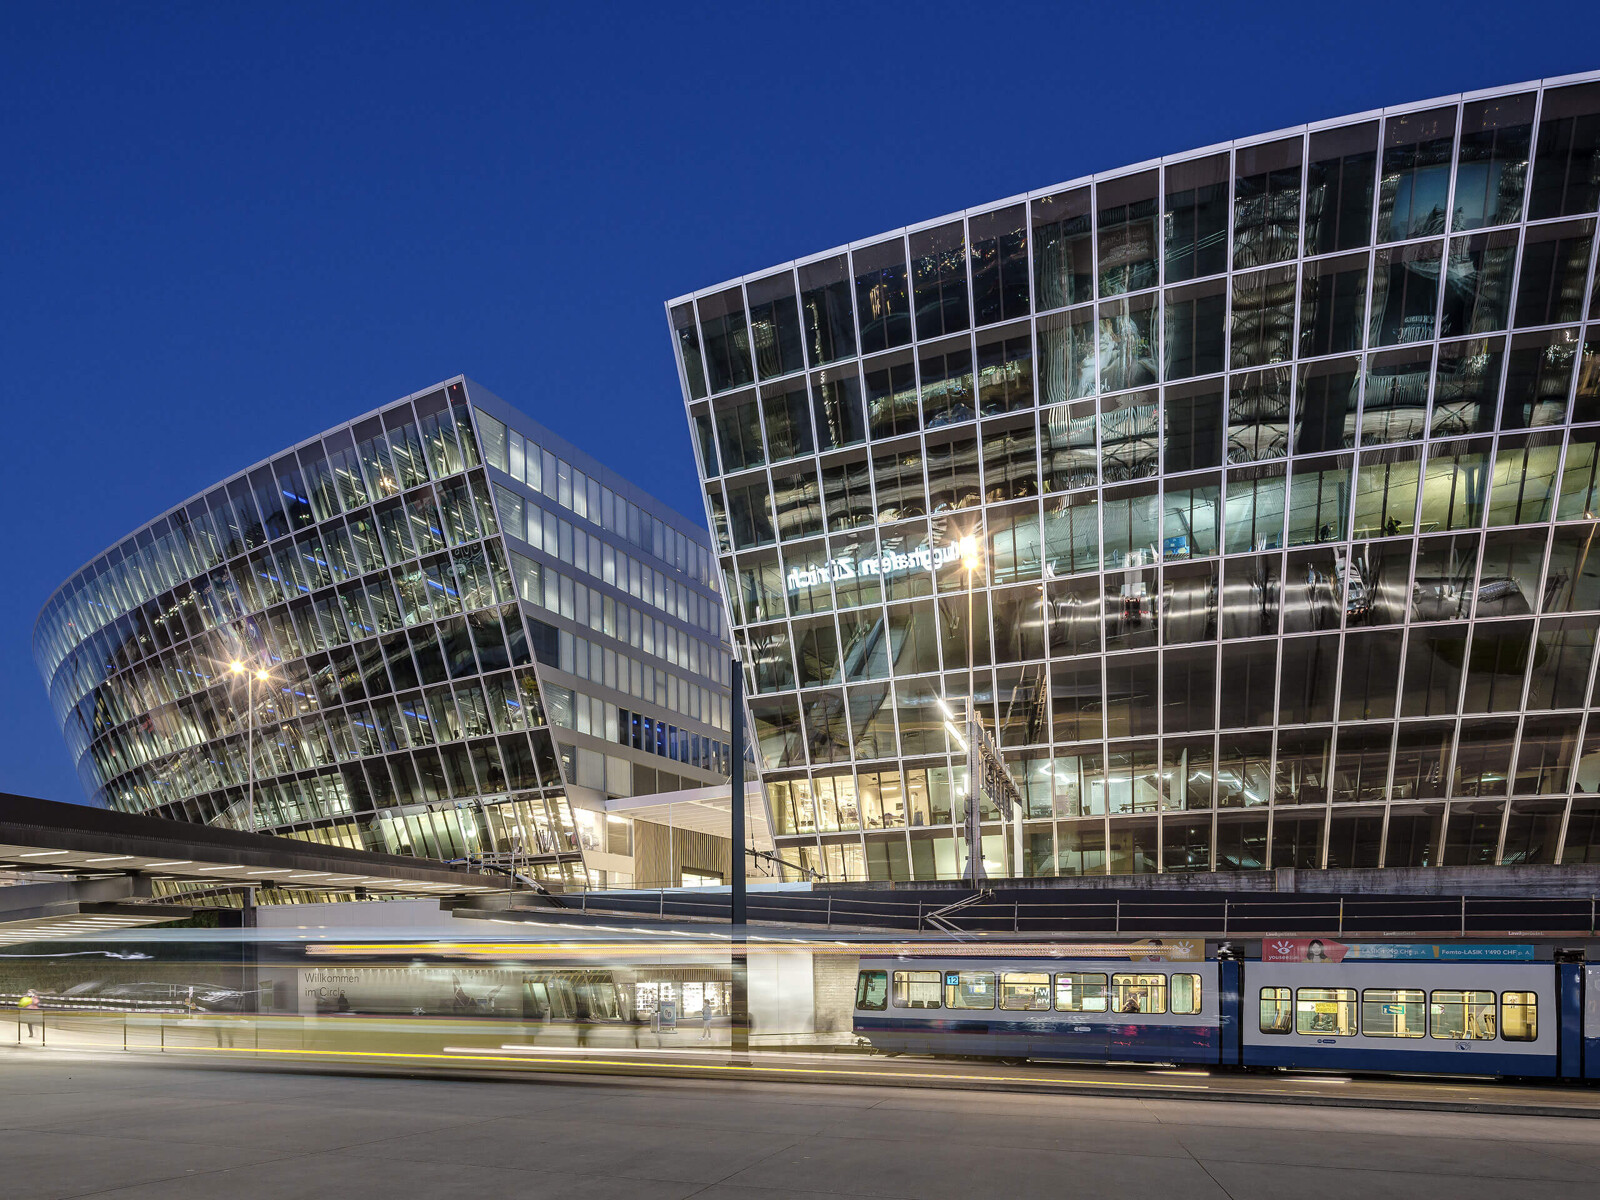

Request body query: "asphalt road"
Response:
[11, 1010, 1600, 1117]
[3, 1051, 1600, 1200]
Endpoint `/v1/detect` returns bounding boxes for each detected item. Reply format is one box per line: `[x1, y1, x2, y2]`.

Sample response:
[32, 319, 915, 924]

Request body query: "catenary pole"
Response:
[246, 670, 256, 835]
[729, 656, 749, 1058]
[730, 659, 746, 926]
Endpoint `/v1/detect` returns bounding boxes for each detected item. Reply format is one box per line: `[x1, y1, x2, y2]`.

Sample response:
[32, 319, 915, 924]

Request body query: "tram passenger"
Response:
[574, 992, 591, 1047]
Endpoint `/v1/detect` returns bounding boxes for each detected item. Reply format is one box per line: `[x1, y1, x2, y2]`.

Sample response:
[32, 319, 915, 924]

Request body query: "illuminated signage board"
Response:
[786, 543, 960, 593]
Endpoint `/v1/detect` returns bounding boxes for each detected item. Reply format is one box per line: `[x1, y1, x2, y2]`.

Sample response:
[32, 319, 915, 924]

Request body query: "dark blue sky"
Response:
[4, 2, 1596, 805]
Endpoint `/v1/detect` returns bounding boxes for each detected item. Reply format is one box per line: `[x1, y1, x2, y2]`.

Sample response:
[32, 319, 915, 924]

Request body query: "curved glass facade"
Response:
[671, 74, 1600, 881]
[35, 378, 733, 884]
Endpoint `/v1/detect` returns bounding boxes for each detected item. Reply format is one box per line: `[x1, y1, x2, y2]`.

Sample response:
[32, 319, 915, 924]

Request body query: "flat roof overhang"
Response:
[0, 792, 516, 906]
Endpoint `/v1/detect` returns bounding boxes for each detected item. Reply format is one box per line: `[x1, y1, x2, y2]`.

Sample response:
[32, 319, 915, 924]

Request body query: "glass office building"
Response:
[34, 378, 733, 885]
[670, 73, 1600, 882]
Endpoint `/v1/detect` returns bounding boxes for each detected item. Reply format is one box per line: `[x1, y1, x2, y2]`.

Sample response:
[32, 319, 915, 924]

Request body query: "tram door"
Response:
[1051, 971, 1111, 1060]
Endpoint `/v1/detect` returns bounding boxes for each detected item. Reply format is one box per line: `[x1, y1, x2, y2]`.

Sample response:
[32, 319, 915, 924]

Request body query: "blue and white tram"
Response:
[854, 954, 1598, 1081]
[853, 956, 1221, 1065]
[1241, 961, 1559, 1077]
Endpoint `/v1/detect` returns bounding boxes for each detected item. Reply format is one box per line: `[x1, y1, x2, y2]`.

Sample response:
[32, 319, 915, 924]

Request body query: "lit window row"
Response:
[496, 484, 723, 640]
[771, 796, 1600, 880]
[475, 407, 716, 588]
[508, 550, 730, 731]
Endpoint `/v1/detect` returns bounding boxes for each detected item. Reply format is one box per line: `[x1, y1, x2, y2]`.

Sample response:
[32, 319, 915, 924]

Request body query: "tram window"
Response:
[945, 970, 996, 1010]
[856, 970, 888, 1011]
[1501, 992, 1537, 1041]
[1170, 973, 1202, 1015]
[892, 969, 942, 1009]
[583, 979, 622, 1020]
[1431, 990, 1496, 1040]
[851, 972, 889, 1011]
[1361, 988, 1425, 1038]
[1055, 972, 1109, 1012]
[548, 978, 575, 1019]
[524, 980, 552, 1019]
[1111, 973, 1168, 1014]
[1000, 972, 1052, 1011]
[1295, 987, 1357, 1035]
[1260, 986, 1292, 1033]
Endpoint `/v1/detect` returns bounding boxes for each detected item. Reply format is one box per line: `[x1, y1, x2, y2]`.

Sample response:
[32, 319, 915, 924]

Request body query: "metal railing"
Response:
[565, 887, 1600, 938]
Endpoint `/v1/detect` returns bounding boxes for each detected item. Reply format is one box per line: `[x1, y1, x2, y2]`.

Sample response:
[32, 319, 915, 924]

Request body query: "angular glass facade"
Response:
[34, 378, 733, 885]
[671, 74, 1600, 881]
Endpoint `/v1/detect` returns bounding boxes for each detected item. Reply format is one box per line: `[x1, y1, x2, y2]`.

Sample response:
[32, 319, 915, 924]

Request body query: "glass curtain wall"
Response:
[673, 76, 1600, 880]
[35, 379, 730, 886]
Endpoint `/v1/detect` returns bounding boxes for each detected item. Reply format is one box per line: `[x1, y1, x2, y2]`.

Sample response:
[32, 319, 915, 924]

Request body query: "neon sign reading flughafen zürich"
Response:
[785, 542, 961, 593]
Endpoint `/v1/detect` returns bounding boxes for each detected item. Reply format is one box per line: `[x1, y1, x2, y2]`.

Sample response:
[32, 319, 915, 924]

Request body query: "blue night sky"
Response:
[3, 2, 1596, 805]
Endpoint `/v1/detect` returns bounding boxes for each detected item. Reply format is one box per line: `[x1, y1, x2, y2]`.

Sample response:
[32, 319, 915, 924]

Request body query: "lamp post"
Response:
[229, 660, 271, 835]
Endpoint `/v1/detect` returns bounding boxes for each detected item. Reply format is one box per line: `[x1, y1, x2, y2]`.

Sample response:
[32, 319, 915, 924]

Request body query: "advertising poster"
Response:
[1263, 939, 1534, 962]
[1264, 938, 1351, 962]
[1129, 939, 1203, 962]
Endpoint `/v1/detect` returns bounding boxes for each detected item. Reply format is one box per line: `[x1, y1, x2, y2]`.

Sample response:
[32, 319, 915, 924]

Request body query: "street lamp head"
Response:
[229, 661, 244, 675]
[958, 534, 980, 573]
[255, 669, 270, 682]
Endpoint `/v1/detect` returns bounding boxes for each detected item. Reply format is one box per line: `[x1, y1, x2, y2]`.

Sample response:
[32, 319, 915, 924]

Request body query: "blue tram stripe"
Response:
[855, 1015, 1220, 1064]
[1242, 1043, 1557, 1077]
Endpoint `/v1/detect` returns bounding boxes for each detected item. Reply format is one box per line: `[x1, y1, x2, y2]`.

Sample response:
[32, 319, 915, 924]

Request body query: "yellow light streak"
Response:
[145, 1043, 1211, 1091]
[305, 940, 1193, 960]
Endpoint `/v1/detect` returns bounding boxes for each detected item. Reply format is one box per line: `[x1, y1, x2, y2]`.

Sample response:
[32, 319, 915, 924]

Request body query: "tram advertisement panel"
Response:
[1264, 939, 1535, 962]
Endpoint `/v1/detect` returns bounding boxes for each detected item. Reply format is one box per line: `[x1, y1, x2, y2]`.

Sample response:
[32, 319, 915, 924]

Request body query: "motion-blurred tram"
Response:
[854, 955, 1600, 1082]
[0, 935, 737, 1032]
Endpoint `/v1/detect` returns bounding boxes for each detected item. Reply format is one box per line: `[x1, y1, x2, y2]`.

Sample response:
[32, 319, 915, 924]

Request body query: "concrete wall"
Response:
[811, 952, 859, 1035]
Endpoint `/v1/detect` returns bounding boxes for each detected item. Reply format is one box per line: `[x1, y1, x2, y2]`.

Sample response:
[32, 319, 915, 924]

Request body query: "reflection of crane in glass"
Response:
[1227, 371, 1291, 463]
[1099, 396, 1160, 482]
[997, 661, 1051, 751]
[1094, 315, 1158, 394]
[1543, 524, 1596, 610]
